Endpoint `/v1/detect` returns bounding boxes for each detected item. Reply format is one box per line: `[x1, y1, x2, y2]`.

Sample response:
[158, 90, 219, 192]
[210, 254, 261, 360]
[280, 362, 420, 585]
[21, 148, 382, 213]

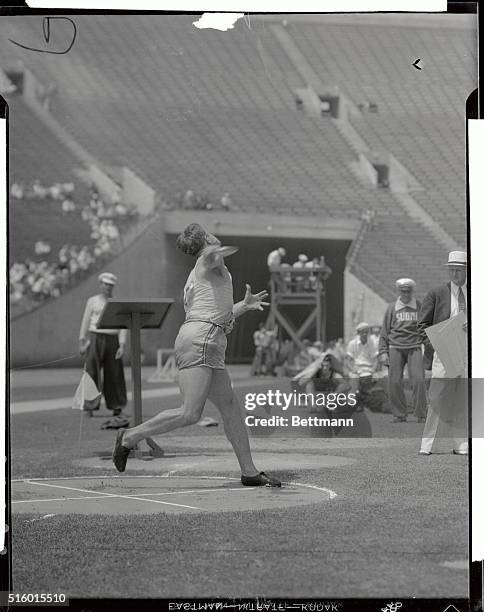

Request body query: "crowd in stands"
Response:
[9, 180, 138, 309]
[164, 189, 235, 212]
[11, 179, 76, 203]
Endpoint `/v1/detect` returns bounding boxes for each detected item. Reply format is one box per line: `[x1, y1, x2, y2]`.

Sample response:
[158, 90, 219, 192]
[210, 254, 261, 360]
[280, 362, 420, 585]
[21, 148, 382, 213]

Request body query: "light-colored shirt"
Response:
[267, 250, 282, 268]
[79, 294, 127, 343]
[432, 282, 467, 377]
[394, 297, 417, 311]
[346, 336, 379, 377]
[254, 329, 274, 348]
[254, 330, 265, 347]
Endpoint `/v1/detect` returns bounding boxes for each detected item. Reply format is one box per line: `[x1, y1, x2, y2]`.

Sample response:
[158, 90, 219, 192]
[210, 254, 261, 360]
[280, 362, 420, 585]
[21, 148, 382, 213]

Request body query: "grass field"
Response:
[10, 373, 469, 599]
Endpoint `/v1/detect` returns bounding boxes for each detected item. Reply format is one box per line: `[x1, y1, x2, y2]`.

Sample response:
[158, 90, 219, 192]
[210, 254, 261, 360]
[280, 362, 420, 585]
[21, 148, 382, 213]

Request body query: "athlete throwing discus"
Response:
[113, 223, 281, 487]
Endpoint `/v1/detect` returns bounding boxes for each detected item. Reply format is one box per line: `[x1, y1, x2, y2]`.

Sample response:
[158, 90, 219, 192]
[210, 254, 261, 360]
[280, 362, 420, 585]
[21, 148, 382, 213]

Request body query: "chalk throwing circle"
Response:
[12, 475, 336, 516]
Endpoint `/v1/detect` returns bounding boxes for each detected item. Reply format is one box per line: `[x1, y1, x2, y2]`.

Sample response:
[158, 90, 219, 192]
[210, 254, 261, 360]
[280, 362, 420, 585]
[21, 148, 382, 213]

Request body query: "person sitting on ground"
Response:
[220, 192, 233, 211]
[346, 322, 383, 412]
[293, 352, 365, 436]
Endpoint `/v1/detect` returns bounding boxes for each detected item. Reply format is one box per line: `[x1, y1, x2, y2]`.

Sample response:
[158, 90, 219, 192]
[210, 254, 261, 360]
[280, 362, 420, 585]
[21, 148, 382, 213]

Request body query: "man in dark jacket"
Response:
[379, 278, 426, 423]
[417, 251, 468, 455]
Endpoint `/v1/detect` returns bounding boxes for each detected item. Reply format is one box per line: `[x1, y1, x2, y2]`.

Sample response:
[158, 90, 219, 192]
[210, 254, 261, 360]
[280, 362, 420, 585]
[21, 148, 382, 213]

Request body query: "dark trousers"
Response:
[84, 332, 127, 413]
[389, 347, 426, 419]
[251, 346, 274, 375]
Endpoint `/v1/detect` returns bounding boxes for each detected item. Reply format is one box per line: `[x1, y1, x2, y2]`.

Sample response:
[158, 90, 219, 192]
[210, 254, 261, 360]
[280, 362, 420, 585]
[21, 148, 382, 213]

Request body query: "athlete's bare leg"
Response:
[122, 366, 213, 448]
[208, 368, 259, 477]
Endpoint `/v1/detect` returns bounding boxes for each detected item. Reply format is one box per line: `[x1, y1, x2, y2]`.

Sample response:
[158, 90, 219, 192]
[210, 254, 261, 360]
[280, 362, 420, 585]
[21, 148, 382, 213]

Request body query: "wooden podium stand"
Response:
[97, 298, 174, 457]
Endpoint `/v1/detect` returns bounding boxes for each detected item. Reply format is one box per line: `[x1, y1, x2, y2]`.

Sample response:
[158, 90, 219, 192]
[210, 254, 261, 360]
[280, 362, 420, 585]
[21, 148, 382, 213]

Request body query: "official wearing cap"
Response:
[417, 251, 468, 455]
[379, 278, 426, 423]
[79, 272, 128, 417]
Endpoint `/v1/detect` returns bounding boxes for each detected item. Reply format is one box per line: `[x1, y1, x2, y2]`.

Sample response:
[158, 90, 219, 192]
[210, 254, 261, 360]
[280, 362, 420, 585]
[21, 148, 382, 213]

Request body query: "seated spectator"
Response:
[90, 191, 100, 210]
[294, 352, 373, 436]
[293, 339, 313, 371]
[220, 192, 232, 211]
[34, 240, 51, 255]
[333, 337, 346, 361]
[296, 352, 349, 395]
[10, 285, 24, 303]
[62, 199, 76, 213]
[115, 202, 128, 216]
[32, 179, 48, 199]
[106, 220, 120, 242]
[307, 341, 323, 360]
[346, 322, 386, 412]
[97, 201, 109, 218]
[90, 224, 101, 240]
[370, 325, 382, 343]
[251, 323, 275, 376]
[294, 353, 353, 436]
[11, 182, 24, 199]
[182, 190, 197, 210]
[49, 183, 63, 200]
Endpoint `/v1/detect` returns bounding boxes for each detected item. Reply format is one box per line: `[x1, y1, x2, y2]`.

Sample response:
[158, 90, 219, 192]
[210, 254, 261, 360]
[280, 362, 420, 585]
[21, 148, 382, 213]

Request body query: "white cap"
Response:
[298, 254, 309, 262]
[98, 272, 117, 286]
[356, 322, 370, 331]
[445, 251, 467, 266]
[396, 278, 416, 289]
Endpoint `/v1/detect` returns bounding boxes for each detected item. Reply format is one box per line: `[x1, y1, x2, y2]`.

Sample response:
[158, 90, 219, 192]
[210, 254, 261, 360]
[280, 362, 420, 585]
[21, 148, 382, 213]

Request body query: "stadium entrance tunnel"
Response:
[163, 233, 350, 363]
[12, 475, 337, 516]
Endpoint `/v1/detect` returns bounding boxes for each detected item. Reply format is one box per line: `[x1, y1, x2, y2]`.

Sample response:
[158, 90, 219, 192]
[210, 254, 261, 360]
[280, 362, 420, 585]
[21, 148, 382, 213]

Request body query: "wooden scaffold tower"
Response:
[265, 267, 327, 350]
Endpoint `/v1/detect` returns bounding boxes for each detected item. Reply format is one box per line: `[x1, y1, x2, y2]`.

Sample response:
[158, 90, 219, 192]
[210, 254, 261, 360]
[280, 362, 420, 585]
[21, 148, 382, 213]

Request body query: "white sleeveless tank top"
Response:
[183, 258, 234, 327]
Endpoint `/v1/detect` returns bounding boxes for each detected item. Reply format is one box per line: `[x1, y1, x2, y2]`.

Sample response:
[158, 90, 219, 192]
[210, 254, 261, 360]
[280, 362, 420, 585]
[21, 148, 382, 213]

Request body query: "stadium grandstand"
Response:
[2, 13, 476, 366]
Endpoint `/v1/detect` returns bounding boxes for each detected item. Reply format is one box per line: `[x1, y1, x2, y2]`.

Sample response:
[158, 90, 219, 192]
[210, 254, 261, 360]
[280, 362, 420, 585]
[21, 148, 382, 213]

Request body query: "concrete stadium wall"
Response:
[344, 270, 389, 341]
[10, 216, 190, 368]
[11, 214, 353, 367]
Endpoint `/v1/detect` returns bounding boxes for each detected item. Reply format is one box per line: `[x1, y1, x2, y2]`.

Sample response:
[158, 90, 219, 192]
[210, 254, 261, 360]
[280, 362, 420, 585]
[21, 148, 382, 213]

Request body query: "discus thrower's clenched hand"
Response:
[243, 284, 270, 311]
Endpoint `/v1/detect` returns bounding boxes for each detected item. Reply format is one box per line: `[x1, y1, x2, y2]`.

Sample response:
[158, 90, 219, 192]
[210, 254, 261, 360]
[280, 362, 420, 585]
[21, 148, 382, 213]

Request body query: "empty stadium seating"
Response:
[288, 21, 475, 244]
[355, 214, 450, 297]
[9, 97, 93, 263]
[1, 15, 474, 304]
[0, 16, 400, 218]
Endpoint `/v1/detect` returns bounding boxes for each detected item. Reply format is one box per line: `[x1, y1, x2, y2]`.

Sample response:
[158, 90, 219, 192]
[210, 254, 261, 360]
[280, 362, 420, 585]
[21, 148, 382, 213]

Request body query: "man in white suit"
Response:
[417, 251, 468, 455]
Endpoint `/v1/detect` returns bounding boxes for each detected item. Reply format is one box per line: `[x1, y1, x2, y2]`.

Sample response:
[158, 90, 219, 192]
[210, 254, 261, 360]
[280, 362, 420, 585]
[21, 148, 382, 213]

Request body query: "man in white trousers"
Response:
[417, 251, 468, 455]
